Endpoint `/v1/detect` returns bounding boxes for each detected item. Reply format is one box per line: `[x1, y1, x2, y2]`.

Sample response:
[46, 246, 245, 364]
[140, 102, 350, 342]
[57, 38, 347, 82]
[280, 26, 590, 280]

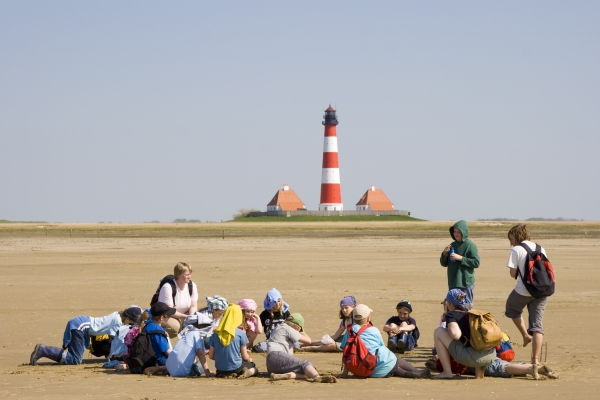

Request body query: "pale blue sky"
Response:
[1, 1, 599, 222]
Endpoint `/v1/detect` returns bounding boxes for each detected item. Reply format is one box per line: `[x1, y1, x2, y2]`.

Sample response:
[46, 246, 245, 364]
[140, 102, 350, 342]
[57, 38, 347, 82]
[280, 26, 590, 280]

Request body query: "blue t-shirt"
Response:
[166, 330, 206, 377]
[145, 321, 170, 366]
[209, 328, 248, 372]
[341, 324, 397, 377]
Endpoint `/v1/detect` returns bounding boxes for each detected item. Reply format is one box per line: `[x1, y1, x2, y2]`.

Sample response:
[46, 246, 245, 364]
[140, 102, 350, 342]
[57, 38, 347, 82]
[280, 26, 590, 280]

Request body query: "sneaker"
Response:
[396, 339, 406, 354]
[387, 338, 397, 352]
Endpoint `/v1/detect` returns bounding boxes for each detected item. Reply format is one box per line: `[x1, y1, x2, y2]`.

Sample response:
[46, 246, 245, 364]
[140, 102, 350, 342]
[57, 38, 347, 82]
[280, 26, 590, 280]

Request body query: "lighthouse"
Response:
[319, 105, 343, 211]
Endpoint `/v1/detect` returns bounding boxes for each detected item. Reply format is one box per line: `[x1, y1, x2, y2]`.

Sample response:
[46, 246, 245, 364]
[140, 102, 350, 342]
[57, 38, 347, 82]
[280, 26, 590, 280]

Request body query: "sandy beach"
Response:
[0, 223, 597, 399]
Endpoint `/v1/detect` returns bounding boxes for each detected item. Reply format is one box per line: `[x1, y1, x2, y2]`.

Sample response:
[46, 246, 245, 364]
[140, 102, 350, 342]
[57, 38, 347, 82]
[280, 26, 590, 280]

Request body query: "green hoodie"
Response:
[439, 220, 480, 289]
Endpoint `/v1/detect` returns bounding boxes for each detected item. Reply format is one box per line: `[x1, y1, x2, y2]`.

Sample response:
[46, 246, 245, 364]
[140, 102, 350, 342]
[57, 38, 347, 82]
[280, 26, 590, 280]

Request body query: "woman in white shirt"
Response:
[157, 262, 199, 338]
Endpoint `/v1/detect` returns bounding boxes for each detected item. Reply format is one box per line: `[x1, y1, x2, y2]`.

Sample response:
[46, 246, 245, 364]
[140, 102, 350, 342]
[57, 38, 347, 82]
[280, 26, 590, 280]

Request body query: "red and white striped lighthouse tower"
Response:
[319, 105, 343, 211]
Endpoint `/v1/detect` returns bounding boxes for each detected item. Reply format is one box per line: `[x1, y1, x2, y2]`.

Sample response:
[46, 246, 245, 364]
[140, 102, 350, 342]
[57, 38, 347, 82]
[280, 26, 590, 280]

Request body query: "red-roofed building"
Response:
[356, 185, 394, 211]
[267, 184, 306, 212]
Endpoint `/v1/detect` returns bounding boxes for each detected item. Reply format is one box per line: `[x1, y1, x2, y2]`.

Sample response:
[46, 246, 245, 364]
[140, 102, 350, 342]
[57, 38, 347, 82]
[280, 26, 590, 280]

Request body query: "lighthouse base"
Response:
[319, 203, 344, 211]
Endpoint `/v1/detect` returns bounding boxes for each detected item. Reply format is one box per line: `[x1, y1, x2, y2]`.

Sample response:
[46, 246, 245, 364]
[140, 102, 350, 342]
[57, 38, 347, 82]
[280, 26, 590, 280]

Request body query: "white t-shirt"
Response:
[157, 280, 199, 314]
[266, 324, 302, 355]
[506, 240, 547, 297]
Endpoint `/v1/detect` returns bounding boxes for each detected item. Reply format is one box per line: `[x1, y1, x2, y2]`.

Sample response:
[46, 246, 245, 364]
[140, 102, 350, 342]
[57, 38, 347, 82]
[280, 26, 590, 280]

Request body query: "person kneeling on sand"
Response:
[338, 304, 428, 379]
[433, 289, 495, 379]
[209, 303, 258, 379]
[30, 306, 140, 366]
[267, 313, 337, 383]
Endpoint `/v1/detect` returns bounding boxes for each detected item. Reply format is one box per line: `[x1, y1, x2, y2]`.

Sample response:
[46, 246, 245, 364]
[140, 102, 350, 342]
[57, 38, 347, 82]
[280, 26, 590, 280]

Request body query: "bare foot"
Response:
[143, 366, 162, 376]
[237, 367, 255, 380]
[539, 365, 559, 380]
[532, 364, 540, 380]
[432, 372, 454, 379]
[425, 360, 437, 371]
[523, 335, 532, 347]
[312, 375, 337, 383]
[270, 373, 292, 381]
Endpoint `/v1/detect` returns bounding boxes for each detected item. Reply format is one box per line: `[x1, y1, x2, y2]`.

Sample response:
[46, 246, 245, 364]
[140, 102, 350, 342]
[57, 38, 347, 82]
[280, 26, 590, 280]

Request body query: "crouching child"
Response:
[30, 306, 140, 366]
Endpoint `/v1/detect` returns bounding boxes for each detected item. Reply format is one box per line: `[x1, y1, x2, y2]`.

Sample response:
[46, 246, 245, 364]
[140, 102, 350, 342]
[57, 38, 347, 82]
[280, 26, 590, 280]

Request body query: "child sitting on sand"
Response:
[141, 302, 174, 375]
[255, 288, 291, 352]
[30, 306, 140, 366]
[209, 304, 258, 379]
[237, 299, 263, 349]
[164, 313, 214, 377]
[302, 295, 356, 352]
[383, 299, 420, 353]
[267, 313, 336, 383]
[338, 304, 428, 379]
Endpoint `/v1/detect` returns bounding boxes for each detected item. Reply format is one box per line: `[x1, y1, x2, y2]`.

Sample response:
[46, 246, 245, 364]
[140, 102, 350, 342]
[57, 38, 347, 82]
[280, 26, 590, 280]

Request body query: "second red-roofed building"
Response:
[356, 185, 394, 211]
[267, 184, 307, 212]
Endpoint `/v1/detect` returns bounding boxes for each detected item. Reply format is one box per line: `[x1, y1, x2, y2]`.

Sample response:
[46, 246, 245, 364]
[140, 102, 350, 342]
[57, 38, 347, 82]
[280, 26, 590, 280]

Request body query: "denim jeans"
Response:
[64, 329, 88, 365]
[390, 332, 416, 351]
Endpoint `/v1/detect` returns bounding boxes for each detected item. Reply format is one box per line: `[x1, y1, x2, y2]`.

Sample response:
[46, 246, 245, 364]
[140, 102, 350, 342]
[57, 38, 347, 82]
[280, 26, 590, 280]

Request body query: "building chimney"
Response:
[371, 184, 375, 191]
[283, 184, 289, 191]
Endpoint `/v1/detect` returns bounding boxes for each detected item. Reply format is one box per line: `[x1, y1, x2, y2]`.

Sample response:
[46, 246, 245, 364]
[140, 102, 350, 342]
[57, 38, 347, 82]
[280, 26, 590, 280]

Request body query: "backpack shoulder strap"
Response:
[518, 242, 534, 254]
[146, 329, 168, 337]
[356, 325, 370, 336]
[188, 280, 193, 296]
[168, 279, 177, 304]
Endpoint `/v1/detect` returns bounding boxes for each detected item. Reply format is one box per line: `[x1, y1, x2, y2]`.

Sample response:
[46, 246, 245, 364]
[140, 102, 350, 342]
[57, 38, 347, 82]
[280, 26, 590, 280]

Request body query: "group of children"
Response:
[29, 221, 558, 382]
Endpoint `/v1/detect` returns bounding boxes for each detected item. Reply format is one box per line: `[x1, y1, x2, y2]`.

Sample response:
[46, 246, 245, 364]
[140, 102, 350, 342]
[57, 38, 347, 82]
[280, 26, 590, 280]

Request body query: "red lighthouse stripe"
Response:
[324, 125, 337, 137]
[322, 152, 339, 168]
[320, 183, 342, 204]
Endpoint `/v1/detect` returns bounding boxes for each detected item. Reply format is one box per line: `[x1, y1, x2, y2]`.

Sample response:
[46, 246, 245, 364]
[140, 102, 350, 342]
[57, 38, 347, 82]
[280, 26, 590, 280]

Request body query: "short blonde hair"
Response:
[508, 224, 530, 244]
[354, 317, 369, 325]
[174, 262, 192, 279]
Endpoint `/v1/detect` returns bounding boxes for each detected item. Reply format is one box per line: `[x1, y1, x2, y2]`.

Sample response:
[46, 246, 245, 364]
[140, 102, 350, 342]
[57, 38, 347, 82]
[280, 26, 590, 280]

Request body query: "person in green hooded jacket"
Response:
[439, 220, 480, 306]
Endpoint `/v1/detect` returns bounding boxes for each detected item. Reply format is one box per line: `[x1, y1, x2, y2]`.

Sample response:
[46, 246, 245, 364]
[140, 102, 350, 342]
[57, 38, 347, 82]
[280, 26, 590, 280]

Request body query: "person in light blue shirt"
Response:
[30, 306, 141, 366]
[339, 304, 428, 379]
[165, 316, 214, 377]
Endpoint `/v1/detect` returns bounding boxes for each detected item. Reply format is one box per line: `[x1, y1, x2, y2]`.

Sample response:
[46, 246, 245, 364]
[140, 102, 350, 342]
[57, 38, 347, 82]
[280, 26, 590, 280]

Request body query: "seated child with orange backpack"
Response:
[338, 304, 427, 379]
[30, 306, 141, 366]
[302, 295, 357, 352]
[383, 299, 419, 354]
[209, 304, 258, 379]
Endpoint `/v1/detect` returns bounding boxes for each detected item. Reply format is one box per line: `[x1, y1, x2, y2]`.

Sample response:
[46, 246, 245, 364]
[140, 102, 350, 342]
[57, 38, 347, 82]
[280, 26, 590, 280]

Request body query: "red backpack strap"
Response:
[356, 325, 370, 336]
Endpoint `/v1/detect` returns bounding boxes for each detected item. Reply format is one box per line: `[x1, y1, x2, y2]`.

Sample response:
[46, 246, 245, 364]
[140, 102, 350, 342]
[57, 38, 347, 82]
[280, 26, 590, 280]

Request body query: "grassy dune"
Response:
[0, 220, 598, 239]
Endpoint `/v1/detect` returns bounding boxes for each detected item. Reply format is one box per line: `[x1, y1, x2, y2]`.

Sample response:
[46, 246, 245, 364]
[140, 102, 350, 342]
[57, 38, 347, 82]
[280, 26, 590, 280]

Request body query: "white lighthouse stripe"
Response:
[321, 168, 341, 184]
[322, 137, 338, 153]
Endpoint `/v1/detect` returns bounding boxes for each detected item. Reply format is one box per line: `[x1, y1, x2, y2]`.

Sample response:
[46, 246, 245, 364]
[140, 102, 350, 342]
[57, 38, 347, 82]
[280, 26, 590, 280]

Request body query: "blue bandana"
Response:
[263, 288, 290, 313]
[446, 289, 470, 310]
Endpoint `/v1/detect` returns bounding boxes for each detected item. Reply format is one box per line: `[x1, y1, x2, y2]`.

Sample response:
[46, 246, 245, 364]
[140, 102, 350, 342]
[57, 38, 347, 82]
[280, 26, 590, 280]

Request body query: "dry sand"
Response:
[0, 225, 598, 399]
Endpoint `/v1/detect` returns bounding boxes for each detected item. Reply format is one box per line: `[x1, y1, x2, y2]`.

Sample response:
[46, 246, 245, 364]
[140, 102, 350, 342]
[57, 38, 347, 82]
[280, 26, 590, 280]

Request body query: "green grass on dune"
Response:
[233, 215, 425, 222]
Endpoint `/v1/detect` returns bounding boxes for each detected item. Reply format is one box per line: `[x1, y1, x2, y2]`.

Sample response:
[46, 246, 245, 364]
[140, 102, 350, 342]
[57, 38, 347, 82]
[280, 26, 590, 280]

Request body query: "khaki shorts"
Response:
[505, 290, 547, 335]
[448, 340, 495, 368]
